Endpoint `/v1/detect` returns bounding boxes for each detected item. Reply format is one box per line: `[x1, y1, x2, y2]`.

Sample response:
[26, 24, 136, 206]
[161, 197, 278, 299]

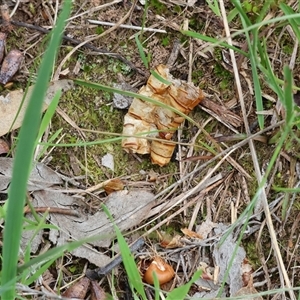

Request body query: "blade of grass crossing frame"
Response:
[36, 128, 63, 160]
[166, 270, 202, 300]
[36, 90, 61, 143]
[181, 30, 248, 57]
[135, 34, 149, 69]
[150, 70, 172, 85]
[102, 204, 147, 299]
[257, 41, 284, 98]
[232, 0, 264, 128]
[17, 234, 109, 274]
[280, 3, 300, 41]
[283, 66, 294, 128]
[205, 0, 221, 17]
[1, 1, 72, 298]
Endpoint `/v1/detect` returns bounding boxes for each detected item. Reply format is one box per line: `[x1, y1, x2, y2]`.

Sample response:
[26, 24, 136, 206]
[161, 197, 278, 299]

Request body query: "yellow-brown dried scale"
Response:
[122, 64, 204, 166]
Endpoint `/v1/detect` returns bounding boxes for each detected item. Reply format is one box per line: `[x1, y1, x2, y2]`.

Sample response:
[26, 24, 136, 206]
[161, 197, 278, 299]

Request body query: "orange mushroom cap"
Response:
[143, 257, 175, 285]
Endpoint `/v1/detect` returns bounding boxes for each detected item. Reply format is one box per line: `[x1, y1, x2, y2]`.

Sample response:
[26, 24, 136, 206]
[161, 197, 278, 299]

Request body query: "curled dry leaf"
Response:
[61, 277, 90, 299]
[103, 178, 124, 195]
[0, 49, 23, 84]
[143, 256, 175, 285]
[181, 228, 203, 239]
[158, 231, 183, 248]
[0, 138, 9, 154]
[234, 275, 263, 300]
[122, 64, 203, 166]
[90, 281, 107, 300]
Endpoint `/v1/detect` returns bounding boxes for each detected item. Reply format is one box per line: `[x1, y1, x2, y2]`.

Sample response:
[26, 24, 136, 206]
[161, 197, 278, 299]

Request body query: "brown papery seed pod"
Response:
[150, 140, 176, 167]
[122, 64, 203, 166]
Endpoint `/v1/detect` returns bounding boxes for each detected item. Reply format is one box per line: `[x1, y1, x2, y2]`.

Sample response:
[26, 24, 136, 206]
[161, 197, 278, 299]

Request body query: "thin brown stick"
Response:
[24, 206, 80, 217]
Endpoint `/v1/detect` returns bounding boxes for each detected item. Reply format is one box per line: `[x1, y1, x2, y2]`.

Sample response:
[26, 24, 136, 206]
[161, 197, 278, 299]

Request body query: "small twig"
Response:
[88, 20, 166, 33]
[0, 18, 144, 76]
[67, 0, 123, 22]
[24, 206, 80, 217]
[85, 238, 145, 280]
[53, 0, 140, 80]
[166, 39, 180, 67]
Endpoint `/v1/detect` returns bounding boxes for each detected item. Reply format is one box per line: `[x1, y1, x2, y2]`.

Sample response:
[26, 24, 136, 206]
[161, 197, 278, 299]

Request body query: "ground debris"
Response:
[22, 189, 155, 267]
[61, 277, 90, 299]
[0, 157, 62, 192]
[0, 79, 74, 136]
[113, 82, 136, 109]
[212, 224, 247, 297]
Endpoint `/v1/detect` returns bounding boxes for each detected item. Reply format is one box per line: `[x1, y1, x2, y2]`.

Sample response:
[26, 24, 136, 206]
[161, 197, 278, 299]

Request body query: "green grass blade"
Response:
[135, 34, 149, 69]
[205, 0, 221, 17]
[102, 204, 147, 299]
[17, 234, 107, 273]
[283, 66, 293, 124]
[24, 257, 57, 286]
[280, 3, 300, 41]
[232, 0, 264, 128]
[150, 70, 172, 85]
[36, 90, 61, 144]
[1, 1, 72, 298]
[181, 30, 248, 57]
[257, 41, 284, 98]
[36, 128, 63, 160]
[227, 7, 239, 23]
[166, 270, 201, 300]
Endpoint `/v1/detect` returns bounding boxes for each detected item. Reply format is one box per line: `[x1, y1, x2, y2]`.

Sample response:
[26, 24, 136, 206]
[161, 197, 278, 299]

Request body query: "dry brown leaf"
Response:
[0, 138, 9, 154]
[61, 277, 90, 299]
[242, 258, 254, 287]
[181, 228, 203, 239]
[0, 49, 23, 84]
[159, 232, 182, 249]
[234, 279, 263, 300]
[90, 281, 107, 300]
[103, 178, 124, 194]
[0, 79, 74, 136]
